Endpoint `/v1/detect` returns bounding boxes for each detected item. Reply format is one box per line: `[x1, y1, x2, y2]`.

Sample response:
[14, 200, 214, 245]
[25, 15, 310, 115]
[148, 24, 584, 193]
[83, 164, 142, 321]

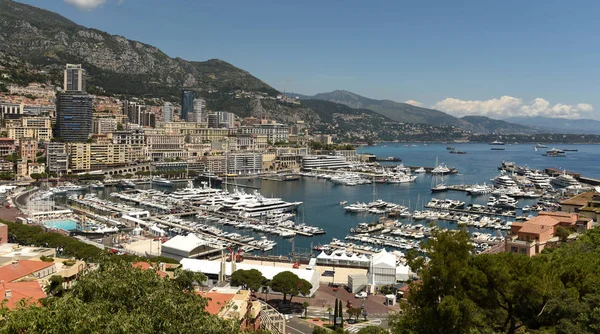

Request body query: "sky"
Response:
[18, 0, 600, 120]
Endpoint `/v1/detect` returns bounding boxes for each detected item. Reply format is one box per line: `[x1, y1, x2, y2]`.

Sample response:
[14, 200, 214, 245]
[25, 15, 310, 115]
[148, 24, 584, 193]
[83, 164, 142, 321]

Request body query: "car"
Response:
[355, 291, 367, 298]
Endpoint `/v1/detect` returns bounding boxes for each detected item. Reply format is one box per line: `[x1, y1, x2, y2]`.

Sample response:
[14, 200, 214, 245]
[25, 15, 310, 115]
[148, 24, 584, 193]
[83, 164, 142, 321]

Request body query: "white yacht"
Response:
[551, 173, 583, 189]
[525, 171, 553, 189]
[168, 181, 223, 201]
[414, 167, 426, 173]
[152, 178, 173, 187]
[388, 174, 417, 183]
[465, 183, 493, 195]
[431, 163, 451, 174]
[344, 202, 368, 213]
[491, 173, 517, 187]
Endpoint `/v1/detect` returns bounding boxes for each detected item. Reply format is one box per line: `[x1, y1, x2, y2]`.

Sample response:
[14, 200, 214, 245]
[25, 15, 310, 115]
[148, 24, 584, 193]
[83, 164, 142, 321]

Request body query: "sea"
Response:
[81, 143, 600, 256]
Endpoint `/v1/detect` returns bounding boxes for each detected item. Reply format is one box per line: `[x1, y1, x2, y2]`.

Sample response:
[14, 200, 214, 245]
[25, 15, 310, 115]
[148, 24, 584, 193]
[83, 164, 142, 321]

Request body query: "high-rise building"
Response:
[56, 92, 93, 142]
[64, 64, 86, 92]
[208, 111, 234, 129]
[163, 102, 174, 123]
[181, 90, 194, 122]
[192, 98, 206, 123]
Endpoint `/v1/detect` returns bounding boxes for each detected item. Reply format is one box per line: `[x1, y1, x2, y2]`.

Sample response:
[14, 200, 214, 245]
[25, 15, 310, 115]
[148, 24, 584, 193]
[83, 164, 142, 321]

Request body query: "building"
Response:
[0, 138, 16, 157]
[302, 155, 351, 170]
[0, 160, 12, 173]
[160, 234, 223, 261]
[19, 138, 37, 163]
[181, 90, 194, 122]
[64, 64, 86, 92]
[208, 111, 235, 129]
[0, 259, 56, 282]
[505, 211, 592, 256]
[0, 103, 24, 120]
[163, 102, 174, 123]
[8, 83, 56, 99]
[315, 134, 333, 145]
[227, 152, 262, 175]
[192, 98, 206, 123]
[5, 117, 52, 142]
[111, 130, 145, 146]
[92, 117, 117, 134]
[239, 123, 289, 143]
[27, 163, 45, 176]
[198, 289, 261, 332]
[560, 191, 600, 222]
[0, 281, 46, 310]
[145, 134, 187, 161]
[46, 142, 69, 175]
[191, 155, 227, 174]
[56, 92, 93, 142]
[123, 102, 155, 128]
[65, 142, 147, 172]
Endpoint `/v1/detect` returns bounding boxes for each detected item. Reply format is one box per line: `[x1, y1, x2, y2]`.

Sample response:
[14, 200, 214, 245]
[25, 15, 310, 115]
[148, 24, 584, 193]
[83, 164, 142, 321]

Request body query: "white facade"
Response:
[163, 102, 174, 123]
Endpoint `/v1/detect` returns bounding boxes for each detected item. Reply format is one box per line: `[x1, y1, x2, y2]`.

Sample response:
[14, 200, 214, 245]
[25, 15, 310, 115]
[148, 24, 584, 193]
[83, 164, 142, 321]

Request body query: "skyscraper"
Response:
[56, 92, 93, 142]
[181, 90, 194, 122]
[56, 64, 93, 142]
[64, 64, 86, 92]
[192, 98, 206, 123]
[163, 102, 174, 123]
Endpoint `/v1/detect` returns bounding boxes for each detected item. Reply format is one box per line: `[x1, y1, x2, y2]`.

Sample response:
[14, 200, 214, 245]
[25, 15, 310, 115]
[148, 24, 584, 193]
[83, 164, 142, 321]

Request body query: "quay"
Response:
[329, 244, 377, 255]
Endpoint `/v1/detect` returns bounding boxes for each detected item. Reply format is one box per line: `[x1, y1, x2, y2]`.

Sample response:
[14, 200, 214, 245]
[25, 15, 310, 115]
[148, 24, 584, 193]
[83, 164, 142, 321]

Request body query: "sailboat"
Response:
[431, 173, 448, 192]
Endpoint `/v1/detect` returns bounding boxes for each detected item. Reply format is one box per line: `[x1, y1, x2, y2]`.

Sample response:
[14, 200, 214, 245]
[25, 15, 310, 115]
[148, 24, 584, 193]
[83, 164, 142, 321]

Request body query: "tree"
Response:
[230, 269, 266, 292]
[327, 305, 333, 323]
[556, 226, 570, 242]
[270, 271, 305, 303]
[2, 260, 240, 333]
[356, 326, 388, 334]
[44, 275, 65, 297]
[339, 300, 344, 328]
[333, 298, 339, 328]
[303, 301, 310, 318]
[173, 268, 207, 292]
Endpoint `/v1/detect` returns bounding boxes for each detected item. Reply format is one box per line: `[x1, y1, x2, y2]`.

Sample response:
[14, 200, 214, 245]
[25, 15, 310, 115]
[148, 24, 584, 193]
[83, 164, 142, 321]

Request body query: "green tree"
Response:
[339, 300, 344, 328]
[44, 275, 65, 298]
[173, 268, 207, 292]
[356, 326, 388, 334]
[391, 229, 483, 334]
[555, 226, 570, 242]
[303, 301, 310, 318]
[230, 269, 266, 292]
[270, 271, 305, 303]
[334, 298, 338, 328]
[1, 260, 240, 333]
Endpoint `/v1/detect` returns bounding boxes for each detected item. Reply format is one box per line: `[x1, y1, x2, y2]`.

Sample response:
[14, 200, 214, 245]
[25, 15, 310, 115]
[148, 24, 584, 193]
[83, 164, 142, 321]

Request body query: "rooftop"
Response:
[515, 216, 560, 235]
[560, 191, 597, 207]
[0, 260, 55, 282]
[197, 291, 236, 315]
[0, 281, 46, 310]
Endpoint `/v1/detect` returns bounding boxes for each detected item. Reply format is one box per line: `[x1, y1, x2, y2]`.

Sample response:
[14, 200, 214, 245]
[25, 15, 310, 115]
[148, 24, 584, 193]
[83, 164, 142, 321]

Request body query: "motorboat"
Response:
[152, 178, 173, 187]
[414, 167, 426, 173]
[489, 140, 505, 145]
[543, 148, 566, 157]
[551, 173, 581, 188]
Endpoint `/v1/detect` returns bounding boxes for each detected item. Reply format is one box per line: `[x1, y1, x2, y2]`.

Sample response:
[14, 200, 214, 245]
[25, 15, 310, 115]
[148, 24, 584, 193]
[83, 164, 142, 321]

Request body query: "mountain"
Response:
[306, 90, 476, 128]
[461, 116, 538, 134]
[0, 0, 277, 100]
[504, 116, 600, 134]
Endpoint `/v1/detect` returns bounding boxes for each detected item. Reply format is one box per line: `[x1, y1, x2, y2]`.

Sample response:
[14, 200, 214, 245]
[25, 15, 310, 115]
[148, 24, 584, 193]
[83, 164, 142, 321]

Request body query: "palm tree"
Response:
[302, 301, 310, 318]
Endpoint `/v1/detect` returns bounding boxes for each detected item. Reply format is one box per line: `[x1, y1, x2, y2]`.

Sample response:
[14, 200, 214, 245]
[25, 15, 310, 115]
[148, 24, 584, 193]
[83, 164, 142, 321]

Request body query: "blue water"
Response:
[75, 143, 600, 255]
[44, 219, 78, 231]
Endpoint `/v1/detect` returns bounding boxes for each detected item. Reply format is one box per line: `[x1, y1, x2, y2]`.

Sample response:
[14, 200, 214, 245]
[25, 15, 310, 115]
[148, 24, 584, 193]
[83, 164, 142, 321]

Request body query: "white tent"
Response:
[180, 258, 321, 296]
[371, 248, 396, 268]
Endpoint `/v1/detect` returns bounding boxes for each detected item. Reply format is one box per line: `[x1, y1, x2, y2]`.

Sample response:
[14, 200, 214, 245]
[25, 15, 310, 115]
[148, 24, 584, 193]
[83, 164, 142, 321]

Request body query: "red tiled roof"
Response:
[0, 281, 46, 310]
[132, 262, 168, 278]
[197, 291, 235, 315]
[517, 216, 560, 234]
[560, 192, 596, 206]
[0, 260, 54, 283]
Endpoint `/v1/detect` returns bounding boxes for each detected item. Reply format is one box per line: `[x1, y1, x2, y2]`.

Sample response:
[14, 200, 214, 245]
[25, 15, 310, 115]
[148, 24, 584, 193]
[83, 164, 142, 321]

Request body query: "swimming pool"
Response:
[44, 219, 78, 231]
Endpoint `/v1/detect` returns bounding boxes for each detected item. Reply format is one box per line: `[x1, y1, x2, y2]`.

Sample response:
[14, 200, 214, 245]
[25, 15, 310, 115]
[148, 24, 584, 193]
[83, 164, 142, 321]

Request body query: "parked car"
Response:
[355, 291, 367, 298]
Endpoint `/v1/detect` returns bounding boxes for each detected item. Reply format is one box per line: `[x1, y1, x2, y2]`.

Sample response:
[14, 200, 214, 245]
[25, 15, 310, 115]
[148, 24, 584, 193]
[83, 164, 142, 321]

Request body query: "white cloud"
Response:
[64, 0, 106, 10]
[404, 100, 424, 107]
[433, 96, 593, 119]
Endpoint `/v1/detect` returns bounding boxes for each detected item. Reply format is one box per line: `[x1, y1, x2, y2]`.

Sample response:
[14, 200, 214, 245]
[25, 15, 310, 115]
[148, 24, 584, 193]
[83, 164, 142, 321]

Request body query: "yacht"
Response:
[543, 148, 566, 157]
[226, 191, 302, 217]
[465, 183, 493, 195]
[491, 194, 518, 209]
[535, 143, 548, 149]
[414, 167, 426, 173]
[551, 173, 581, 188]
[490, 173, 517, 187]
[431, 164, 451, 174]
[387, 174, 417, 183]
[344, 202, 368, 213]
[168, 181, 224, 201]
[525, 171, 553, 189]
[152, 178, 173, 187]
[489, 140, 505, 145]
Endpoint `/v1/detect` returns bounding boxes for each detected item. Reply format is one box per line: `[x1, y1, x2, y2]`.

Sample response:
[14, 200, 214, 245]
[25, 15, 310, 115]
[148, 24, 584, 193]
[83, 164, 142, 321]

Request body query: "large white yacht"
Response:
[168, 181, 224, 201]
[431, 163, 451, 174]
[525, 171, 553, 189]
[491, 173, 517, 187]
[387, 173, 417, 183]
[221, 190, 302, 217]
[466, 183, 493, 195]
[551, 173, 583, 189]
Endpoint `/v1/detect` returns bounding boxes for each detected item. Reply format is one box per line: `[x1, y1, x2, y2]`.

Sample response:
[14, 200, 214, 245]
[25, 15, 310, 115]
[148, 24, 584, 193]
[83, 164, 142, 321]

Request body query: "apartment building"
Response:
[19, 138, 38, 163]
[164, 122, 211, 136]
[46, 142, 68, 175]
[6, 117, 52, 142]
[0, 103, 24, 120]
[111, 130, 145, 146]
[145, 134, 187, 161]
[227, 152, 262, 175]
[92, 117, 118, 134]
[0, 138, 15, 157]
[66, 142, 147, 172]
[239, 123, 289, 143]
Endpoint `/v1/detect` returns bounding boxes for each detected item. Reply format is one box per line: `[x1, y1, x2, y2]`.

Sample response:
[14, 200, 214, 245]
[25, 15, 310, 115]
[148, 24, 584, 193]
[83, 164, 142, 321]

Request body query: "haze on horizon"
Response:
[18, 0, 600, 120]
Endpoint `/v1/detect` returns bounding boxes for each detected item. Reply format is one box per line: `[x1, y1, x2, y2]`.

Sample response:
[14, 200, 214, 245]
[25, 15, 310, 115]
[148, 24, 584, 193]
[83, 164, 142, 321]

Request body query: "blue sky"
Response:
[19, 0, 600, 120]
